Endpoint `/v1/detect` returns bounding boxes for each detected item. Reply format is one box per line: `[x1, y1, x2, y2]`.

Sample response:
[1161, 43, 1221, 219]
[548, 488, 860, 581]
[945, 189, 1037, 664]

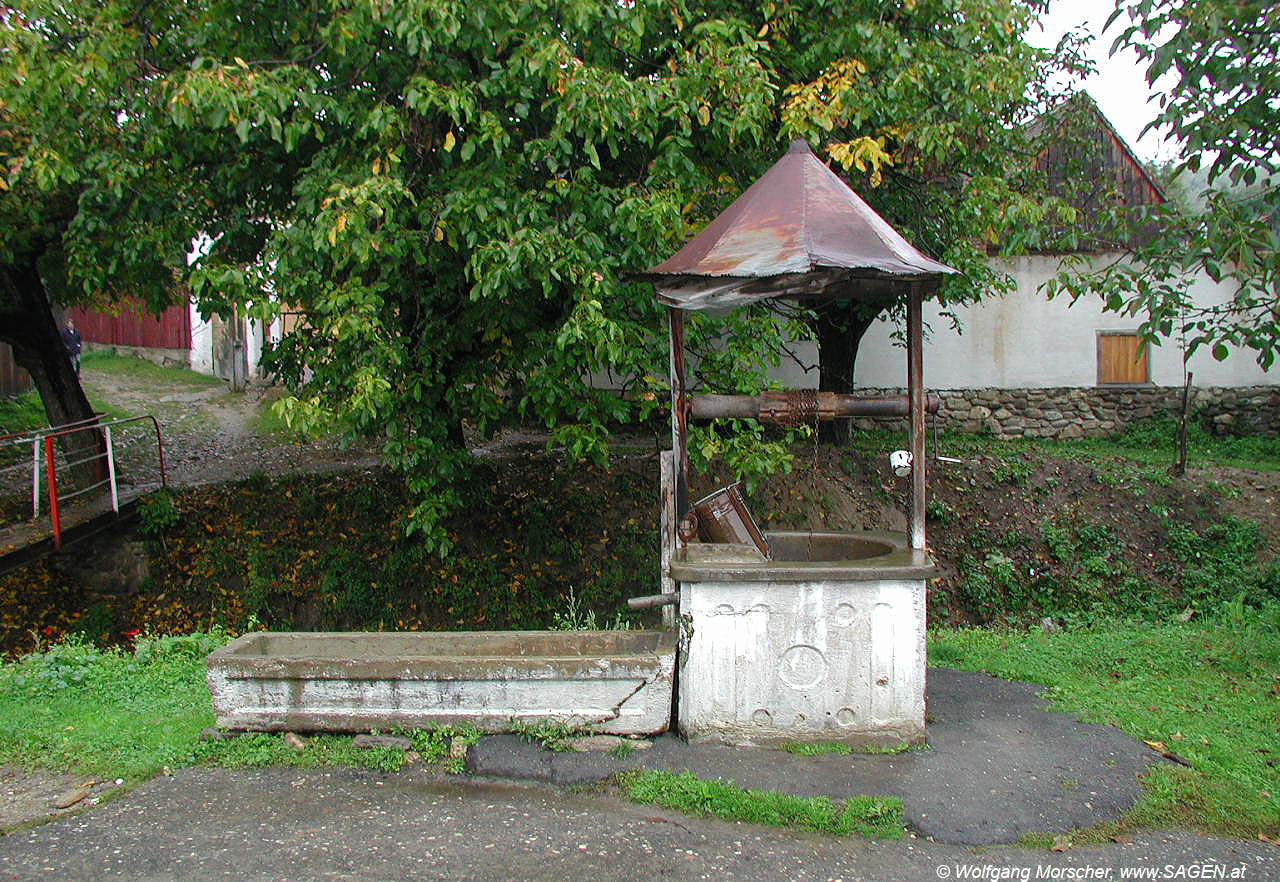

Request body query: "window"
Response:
[1097, 332, 1149, 385]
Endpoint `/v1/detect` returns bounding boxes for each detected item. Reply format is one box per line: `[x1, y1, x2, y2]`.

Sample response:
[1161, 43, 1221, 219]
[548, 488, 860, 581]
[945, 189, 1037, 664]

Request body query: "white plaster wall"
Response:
[847, 254, 1278, 390]
[187, 301, 215, 376]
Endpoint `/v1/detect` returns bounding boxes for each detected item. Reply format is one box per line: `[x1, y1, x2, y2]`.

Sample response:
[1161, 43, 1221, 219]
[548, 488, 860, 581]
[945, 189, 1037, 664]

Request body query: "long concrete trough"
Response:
[207, 630, 676, 734]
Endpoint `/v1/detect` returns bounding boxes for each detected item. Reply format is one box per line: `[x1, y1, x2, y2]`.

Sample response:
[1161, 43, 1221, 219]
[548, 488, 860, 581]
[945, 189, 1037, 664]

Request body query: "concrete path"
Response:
[0, 667, 1276, 881]
[0, 767, 1274, 882]
[468, 669, 1158, 845]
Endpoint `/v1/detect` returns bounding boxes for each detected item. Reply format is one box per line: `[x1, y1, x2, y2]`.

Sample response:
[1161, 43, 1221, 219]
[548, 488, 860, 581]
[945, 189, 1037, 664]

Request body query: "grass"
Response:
[0, 630, 481, 785]
[0, 389, 128, 438]
[81, 351, 224, 389]
[0, 392, 48, 437]
[930, 599, 1280, 839]
[778, 741, 921, 756]
[618, 769, 904, 838]
[851, 417, 1280, 473]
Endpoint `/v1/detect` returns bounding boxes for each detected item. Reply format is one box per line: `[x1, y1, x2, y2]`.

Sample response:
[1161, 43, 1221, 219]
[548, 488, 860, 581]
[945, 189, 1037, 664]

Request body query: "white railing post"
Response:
[104, 425, 119, 513]
[31, 436, 41, 518]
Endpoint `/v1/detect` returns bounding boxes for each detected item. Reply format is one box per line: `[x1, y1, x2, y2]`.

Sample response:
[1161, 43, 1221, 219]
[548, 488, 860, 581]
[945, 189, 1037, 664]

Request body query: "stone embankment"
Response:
[852, 385, 1280, 439]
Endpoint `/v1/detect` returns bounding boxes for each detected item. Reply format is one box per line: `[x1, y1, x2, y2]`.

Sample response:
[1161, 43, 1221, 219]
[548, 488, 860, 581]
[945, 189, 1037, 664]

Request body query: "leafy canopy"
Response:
[5, 0, 1081, 547]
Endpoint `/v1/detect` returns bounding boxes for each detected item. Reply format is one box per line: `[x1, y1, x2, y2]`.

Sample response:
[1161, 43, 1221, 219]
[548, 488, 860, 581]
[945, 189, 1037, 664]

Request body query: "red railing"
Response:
[0, 414, 167, 549]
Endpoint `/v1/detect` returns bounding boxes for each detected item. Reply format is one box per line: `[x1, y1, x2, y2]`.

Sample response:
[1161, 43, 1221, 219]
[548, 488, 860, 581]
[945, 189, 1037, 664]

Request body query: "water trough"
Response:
[207, 630, 676, 735]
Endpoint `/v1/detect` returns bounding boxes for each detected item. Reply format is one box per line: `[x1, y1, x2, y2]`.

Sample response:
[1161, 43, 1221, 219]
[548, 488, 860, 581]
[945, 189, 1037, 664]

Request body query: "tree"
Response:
[1046, 0, 1280, 368]
[0, 4, 201, 478]
[4, 0, 1081, 544]
[774, 0, 1087, 440]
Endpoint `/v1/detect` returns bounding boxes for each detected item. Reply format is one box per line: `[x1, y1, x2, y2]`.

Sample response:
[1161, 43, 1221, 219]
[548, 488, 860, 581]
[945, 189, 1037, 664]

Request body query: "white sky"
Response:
[1030, 0, 1179, 164]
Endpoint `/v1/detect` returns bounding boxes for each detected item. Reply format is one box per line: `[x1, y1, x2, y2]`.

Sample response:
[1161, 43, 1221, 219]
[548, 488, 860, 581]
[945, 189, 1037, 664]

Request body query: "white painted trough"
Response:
[207, 630, 676, 734]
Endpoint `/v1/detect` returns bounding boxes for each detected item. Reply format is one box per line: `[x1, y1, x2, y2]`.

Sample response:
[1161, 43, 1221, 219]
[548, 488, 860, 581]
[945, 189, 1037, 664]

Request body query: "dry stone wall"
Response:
[850, 386, 1280, 438]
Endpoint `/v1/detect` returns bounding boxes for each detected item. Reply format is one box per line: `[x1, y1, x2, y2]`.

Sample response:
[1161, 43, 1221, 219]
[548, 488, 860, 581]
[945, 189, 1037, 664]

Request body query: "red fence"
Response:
[0, 343, 32, 398]
[69, 300, 191, 350]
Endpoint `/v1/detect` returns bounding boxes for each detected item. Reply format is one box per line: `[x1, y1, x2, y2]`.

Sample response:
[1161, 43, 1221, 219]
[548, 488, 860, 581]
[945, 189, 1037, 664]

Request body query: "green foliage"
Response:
[619, 769, 904, 839]
[5, 0, 1094, 547]
[930, 603, 1280, 838]
[550, 587, 633, 632]
[1164, 517, 1267, 607]
[138, 488, 181, 537]
[0, 633, 219, 778]
[510, 720, 579, 752]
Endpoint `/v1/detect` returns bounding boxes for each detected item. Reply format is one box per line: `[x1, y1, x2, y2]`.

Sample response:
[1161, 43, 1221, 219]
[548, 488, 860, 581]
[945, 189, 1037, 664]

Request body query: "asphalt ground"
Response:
[0, 668, 1276, 881]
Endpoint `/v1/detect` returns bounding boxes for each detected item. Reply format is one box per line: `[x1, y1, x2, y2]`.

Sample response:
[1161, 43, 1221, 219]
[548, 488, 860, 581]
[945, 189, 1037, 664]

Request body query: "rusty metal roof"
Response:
[637, 140, 956, 309]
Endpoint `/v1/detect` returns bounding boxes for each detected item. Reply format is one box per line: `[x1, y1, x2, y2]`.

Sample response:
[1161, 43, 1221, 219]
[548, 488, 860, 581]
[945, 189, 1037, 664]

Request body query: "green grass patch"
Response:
[82, 351, 224, 389]
[0, 388, 127, 437]
[930, 602, 1280, 839]
[0, 631, 482, 779]
[851, 418, 1280, 473]
[619, 769, 904, 838]
[780, 740, 921, 756]
[0, 391, 48, 436]
[0, 632, 221, 780]
[780, 741, 854, 756]
[510, 720, 580, 752]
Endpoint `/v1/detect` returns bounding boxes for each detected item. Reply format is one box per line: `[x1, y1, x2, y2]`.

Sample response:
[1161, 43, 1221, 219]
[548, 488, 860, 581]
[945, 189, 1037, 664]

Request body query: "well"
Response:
[631, 139, 957, 747]
[673, 532, 932, 747]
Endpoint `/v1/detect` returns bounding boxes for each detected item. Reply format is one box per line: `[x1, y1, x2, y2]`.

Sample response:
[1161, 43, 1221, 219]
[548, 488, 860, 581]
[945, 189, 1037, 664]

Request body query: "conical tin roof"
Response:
[638, 140, 956, 309]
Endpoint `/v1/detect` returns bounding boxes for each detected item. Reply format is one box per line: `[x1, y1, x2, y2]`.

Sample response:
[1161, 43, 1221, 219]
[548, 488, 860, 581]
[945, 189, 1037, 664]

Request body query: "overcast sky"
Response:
[1029, 0, 1179, 164]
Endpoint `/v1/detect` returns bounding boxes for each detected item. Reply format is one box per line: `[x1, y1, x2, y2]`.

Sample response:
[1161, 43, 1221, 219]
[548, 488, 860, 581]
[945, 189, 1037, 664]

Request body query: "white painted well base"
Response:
[677, 578, 926, 747]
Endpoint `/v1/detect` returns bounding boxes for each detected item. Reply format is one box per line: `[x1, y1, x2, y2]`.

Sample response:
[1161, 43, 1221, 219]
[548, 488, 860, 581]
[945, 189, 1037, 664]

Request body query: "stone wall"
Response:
[850, 386, 1280, 439]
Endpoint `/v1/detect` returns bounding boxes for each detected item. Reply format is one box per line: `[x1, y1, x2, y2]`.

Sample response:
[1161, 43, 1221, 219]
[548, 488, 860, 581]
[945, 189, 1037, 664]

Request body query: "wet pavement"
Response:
[1, 668, 1277, 881]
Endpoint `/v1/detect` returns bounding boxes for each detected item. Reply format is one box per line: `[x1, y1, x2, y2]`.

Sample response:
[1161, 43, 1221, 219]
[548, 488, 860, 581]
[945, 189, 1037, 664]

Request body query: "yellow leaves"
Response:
[757, 22, 769, 37]
[336, 213, 348, 233]
[697, 105, 711, 126]
[0, 176, 8, 192]
[433, 224, 444, 242]
[372, 157, 381, 175]
[443, 131, 456, 152]
[827, 135, 894, 187]
[234, 56, 249, 70]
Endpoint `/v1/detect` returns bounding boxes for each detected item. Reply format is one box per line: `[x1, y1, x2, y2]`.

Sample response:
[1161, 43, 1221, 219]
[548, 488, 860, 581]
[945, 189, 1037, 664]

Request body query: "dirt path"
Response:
[81, 369, 379, 489]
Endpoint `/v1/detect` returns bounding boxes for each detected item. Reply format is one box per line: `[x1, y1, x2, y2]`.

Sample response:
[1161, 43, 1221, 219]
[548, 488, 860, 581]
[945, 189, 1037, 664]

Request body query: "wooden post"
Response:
[907, 283, 926, 551]
[659, 450, 677, 628]
[668, 308, 690, 525]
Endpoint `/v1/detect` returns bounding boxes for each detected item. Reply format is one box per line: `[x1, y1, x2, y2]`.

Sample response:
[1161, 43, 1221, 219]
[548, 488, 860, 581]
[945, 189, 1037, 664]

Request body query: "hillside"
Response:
[3, 423, 1278, 655]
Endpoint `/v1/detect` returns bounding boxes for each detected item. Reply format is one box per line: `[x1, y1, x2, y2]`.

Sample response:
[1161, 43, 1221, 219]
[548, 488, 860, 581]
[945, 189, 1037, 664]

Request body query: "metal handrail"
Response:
[4, 414, 169, 549]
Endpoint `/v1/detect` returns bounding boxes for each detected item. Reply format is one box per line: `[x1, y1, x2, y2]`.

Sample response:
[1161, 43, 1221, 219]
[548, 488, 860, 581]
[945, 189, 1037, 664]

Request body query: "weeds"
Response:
[138, 489, 181, 537]
[510, 720, 580, 752]
[550, 587, 632, 632]
[618, 769, 904, 839]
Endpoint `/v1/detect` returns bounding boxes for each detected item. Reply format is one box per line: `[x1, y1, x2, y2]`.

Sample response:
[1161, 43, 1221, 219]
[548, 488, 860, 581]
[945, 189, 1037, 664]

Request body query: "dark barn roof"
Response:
[1029, 93, 1167, 250]
[636, 140, 955, 310]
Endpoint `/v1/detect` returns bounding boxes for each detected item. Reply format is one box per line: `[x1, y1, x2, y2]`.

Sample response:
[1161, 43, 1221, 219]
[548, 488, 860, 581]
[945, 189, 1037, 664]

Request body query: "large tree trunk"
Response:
[0, 258, 106, 488]
[810, 301, 880, 445]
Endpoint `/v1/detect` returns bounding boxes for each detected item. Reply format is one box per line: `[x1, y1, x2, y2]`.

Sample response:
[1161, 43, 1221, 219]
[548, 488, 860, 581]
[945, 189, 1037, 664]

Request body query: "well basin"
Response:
[207, 630, 676, 734]
[673, 530, 932, 748]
